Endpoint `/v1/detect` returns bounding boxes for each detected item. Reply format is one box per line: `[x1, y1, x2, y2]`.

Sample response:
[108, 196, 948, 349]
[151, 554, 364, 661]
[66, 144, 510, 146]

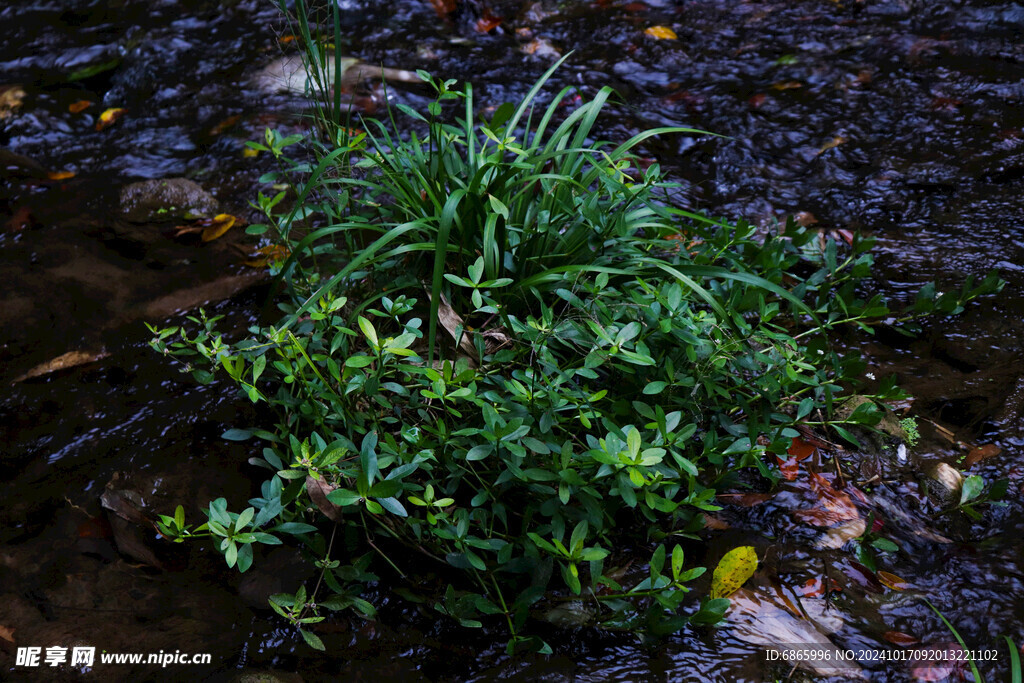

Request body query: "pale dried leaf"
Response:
[727, 587, 866, 679]
[13, 349, 110, 383]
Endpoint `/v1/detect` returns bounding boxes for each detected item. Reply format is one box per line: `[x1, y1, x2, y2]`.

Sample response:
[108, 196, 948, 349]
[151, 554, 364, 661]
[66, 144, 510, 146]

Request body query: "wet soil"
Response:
[2, 0, 1023, 681]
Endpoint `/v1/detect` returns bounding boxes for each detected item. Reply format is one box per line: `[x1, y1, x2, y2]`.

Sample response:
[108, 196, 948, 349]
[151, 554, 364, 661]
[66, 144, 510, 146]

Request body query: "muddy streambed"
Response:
[2, 0, 1024, 680]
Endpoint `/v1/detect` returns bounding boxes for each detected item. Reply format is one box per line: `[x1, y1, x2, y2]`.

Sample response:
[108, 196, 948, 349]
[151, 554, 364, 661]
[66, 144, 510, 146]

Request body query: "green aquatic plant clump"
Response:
[148, 47, 1001, 653]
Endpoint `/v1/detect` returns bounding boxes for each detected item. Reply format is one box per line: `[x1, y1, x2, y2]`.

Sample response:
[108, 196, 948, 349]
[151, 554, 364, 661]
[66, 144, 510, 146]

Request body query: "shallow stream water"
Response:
[2, 1, 1023, 681]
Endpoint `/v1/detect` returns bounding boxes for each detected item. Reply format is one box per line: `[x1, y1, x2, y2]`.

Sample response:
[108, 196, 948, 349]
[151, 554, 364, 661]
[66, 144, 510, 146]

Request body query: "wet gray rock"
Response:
[119, 178, 220, 223]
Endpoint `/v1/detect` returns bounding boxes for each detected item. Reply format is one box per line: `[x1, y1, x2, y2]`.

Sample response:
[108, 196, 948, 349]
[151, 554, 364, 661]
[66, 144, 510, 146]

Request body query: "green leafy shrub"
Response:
[148, 36, 1001, 652]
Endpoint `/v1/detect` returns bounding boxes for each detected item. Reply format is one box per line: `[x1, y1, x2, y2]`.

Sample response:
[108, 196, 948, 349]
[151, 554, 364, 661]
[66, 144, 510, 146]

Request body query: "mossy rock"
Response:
[119, 178, 220, 223]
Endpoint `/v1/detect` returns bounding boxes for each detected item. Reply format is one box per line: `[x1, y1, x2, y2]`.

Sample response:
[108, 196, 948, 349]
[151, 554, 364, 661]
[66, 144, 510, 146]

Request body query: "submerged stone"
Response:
[119, 177, 220, 223]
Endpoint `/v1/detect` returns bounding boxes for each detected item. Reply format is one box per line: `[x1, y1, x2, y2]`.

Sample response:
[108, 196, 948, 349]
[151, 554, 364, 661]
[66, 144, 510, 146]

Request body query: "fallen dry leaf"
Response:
[96, 107, 127, 131]
[727, 587, 866, 679]
[883, 631, 920, 646]
[0, 85, 26, 120]
[208, 114, 241, 136]
[701, 513, 730, 530]
[68, 99, 92, 113]
[475, 10, 503, 33]
[877, 570, 910, 591]
[965, 443, 1001, 467]
[644, 26, 677, 40]
[6, 205, 34, 233]
[0, 625, 14, 644]
[244, 244, 291, 268]
[771, 81, 803, 91]
[816, 135, 847, 155]
[46, 170, 75, 180]
[12, 349, 110, 383]
[306, 475, 344, 522]
[429, 0, 457, 18]
[793, 211, 818, 227]
[717, 492, 772, 506]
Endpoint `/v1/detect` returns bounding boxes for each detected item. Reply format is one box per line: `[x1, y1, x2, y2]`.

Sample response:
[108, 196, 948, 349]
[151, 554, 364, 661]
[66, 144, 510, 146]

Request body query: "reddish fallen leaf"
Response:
[843, 560, 883, 593]
[644, 26, 677, 40]
[623, 2, 648, 11]
[748, 93, 768, 108]
[877, 571, 910, 591]
[793, 508, 852, 527]
[717, 492, 772, 507]
[883, 631, 919, 646]
[278, 35, 297, 44]
[429, 0, 457, 18]
[6, 205, 34, 232]
[871, 517, 885, 533]
[807, 471, 859, 519]
[797, 576, 825, 598]
[208, 114, 241, 136]
[965, 443, 1001, 467]
[775, 455, 799, 480]
[835, 228, 855, 245]
[12, 349, 110, 383]
[475, 10, 503, 33]
[793, 211, 818, 227]
[77, 516, 113, 539]
[46, 170, 75, 180]
[788, 436, 817, 460]
[95, 107, 127, 131]
[68, 99, 92, 113]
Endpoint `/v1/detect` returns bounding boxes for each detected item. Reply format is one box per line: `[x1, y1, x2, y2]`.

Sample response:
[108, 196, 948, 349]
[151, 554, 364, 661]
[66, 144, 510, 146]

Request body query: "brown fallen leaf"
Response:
[815, 518, 866, 550]
[793, 211, 818, 227]
[69, 99, 93, 113]
[883, 631, 920, 646]
[771, 81, 803, 91]
[427, 288, 476, 356]
[46, 170, 75, 180]
[717, 492, 772, 506]
[701, 513, 730, 530]
[0, 625, 14, 644]
[95, 107, 127, 131]
[965, 443, 1001, 467]
[306, 475, 344, 522]
[12, 349, 110, 383]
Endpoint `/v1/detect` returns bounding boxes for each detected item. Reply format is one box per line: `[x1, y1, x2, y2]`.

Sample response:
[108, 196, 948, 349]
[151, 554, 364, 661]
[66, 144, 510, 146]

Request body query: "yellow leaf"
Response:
[243, 244, 290, 268]
[201, 214, 237, 242]
[96, 107, 127, 131]
[645, 26, 677, 40]
[46, 170, 75, 180]
[242, 147, 259, 158]
[877, 571, 910, 591]
[816, 135, 847, 155]
[711, 546, 758, 599]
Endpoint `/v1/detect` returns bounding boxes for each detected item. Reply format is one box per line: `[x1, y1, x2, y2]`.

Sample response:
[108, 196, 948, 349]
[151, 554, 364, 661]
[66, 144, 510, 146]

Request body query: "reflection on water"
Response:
[3, 0, 1023, 680]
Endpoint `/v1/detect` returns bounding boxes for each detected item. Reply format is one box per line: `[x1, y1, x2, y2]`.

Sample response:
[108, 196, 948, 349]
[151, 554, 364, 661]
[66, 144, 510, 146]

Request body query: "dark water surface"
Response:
[3, 0, 1024, 681]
